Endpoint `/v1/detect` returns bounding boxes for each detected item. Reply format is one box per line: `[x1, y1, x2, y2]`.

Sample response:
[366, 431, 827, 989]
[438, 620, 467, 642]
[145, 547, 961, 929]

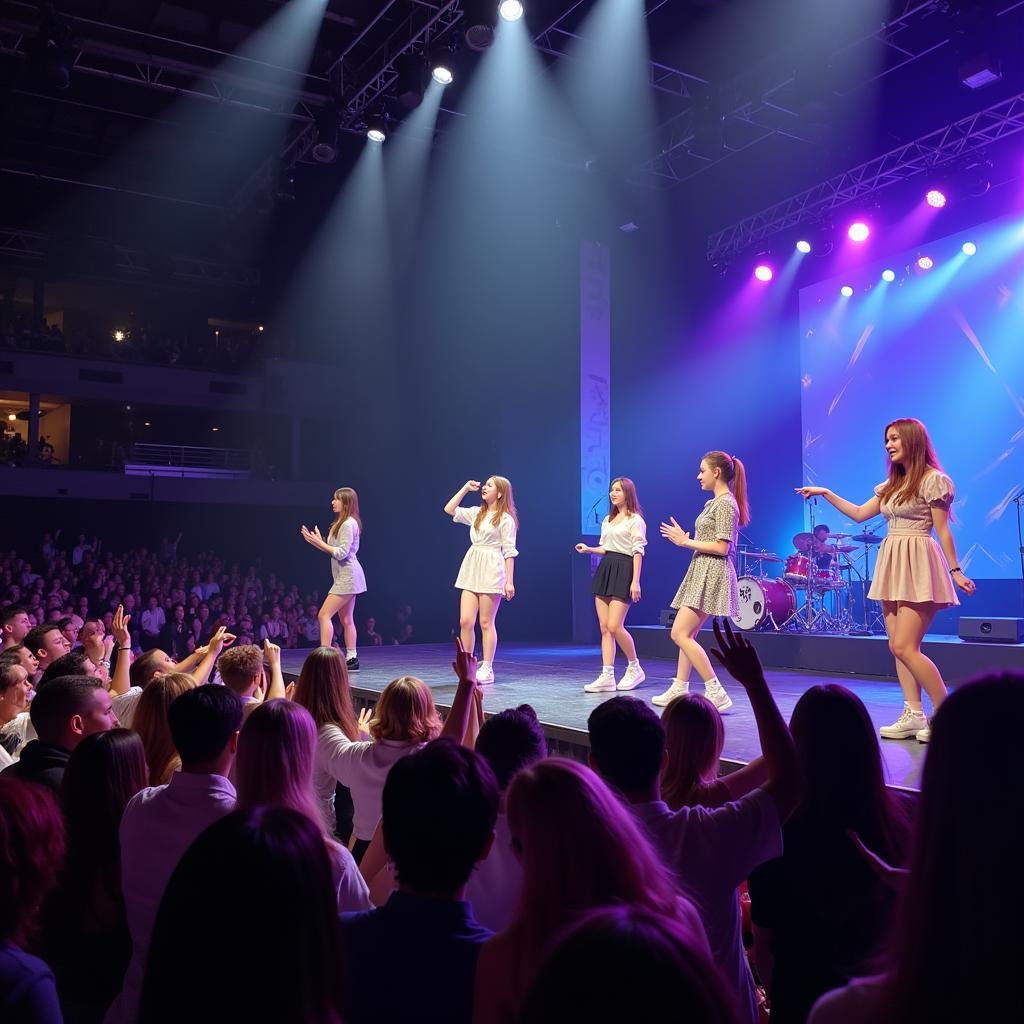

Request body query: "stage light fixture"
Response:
[962, 241, 977, 256]
[312, 105, 339, 163]
[840, 285, 854, 297]
[366, 114, 387, 143]
[881, 269, 896, 282]
[925, 189, 947, 208]
[847, 222, 870, 243]
[464, 0, 495, 49]
[795, 240, 811, 254]
[754, 264, 773, 282]
[917, 256, 933, 270]
[7, 413, 16, 422]
[432, 62, 454, 85]
[113, 330, 126, 342]
[499, 1, 524, 21]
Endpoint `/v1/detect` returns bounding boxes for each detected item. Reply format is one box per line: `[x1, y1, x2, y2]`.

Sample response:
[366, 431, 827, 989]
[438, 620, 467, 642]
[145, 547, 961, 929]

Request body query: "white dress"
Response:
[452, 506, 519, 594]
[327, 519, 367, 596]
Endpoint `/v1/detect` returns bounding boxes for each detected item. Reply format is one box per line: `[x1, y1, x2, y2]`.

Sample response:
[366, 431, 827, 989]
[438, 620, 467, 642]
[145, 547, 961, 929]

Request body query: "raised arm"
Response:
[444, 480, 480, 516]
[262, 638, 286, 701]
[109, 605, 134, 697]
[795, 486, 880, 524]
[440, 638, 481, 744]
[191, 626, 236, 686]
[710, 619, 802, 819]
[660, 517, 729, 556]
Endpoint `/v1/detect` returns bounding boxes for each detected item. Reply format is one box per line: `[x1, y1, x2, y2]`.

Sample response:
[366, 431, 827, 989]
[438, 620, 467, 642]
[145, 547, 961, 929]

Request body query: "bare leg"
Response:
[595, 597, 615, 665]
[670, 607, 714, 683]
[883, 601, 922, 707]
[892, 601, 947, 711]
[478, 593, 503, 664]
[334, 595, 357, 652]
[318, 594, 345, 648]
[606, 599, 638, 662]
[459, 590, 479, 657]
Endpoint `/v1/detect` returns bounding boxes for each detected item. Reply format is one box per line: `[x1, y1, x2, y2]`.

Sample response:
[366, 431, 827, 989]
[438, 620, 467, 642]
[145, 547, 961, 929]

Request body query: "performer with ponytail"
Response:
[655, 452, 750, 711]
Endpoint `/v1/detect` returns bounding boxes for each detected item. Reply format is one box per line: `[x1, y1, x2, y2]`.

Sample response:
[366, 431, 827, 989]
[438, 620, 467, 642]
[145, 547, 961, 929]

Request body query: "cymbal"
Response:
[792, 532, 813, 551]
[851, 533, 883, 545]
[828, 532, 852, 539]
[833, 545, 857, 554]
[741, 551, 783, 563]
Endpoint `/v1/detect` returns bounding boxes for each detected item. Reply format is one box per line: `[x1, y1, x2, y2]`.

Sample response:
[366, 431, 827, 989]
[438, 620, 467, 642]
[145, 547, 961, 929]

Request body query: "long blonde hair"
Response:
[877, 418, 944, 508]
[368, 676, 443, 743]
[328, 487, 363, 540]
[474, 475, 519, 530]
[133, 672, 196, 785]
[702, 451, 750, 527]
[661, 693, 724, 810]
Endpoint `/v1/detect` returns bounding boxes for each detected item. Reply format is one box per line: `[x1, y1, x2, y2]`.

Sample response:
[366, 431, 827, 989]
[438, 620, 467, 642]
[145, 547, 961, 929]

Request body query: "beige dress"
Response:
[867, 470, 959, 607]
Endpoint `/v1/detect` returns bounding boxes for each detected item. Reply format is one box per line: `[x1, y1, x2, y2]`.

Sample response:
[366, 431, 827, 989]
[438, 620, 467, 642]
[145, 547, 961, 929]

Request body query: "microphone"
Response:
[590, 496, 603, 526]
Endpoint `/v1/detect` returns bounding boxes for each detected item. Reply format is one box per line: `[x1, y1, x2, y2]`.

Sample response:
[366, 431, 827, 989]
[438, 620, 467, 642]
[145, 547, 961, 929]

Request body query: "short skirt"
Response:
[592, 552, 635, 602]
[867, 534, 959, 607]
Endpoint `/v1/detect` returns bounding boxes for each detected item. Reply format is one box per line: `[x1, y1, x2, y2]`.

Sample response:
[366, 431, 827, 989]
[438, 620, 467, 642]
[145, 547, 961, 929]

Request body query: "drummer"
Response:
[811, 524, 834, 571]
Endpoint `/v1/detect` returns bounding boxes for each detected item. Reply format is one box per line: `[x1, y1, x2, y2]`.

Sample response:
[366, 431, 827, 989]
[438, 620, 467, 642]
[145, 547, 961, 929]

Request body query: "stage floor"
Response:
[281, 640, 935, 791]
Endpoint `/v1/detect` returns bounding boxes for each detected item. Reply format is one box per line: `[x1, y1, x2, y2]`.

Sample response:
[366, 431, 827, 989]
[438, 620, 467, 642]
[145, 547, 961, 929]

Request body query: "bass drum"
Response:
[732, 577, 796, 631]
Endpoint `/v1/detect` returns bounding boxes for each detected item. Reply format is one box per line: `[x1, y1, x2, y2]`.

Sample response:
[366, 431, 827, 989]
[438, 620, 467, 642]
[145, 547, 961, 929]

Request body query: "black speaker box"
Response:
[958, 617, 1024, 644]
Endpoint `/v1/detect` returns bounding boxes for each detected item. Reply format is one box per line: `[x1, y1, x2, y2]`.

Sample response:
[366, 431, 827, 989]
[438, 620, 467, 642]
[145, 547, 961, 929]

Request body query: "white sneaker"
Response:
[916, 725, 931, 743]
[584, 670, 616, 693]
[651, 680, 689, 707]
[617, 664, 646, 691]
[879, 703, 927, 739]
[704, 683, 733, 712]
[476, 662, 495, 685]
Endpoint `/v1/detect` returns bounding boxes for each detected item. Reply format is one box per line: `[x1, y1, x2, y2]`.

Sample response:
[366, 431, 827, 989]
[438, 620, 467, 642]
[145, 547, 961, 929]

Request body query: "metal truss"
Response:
[0, 226, 259, 288]
[706, 90, 1024, 263]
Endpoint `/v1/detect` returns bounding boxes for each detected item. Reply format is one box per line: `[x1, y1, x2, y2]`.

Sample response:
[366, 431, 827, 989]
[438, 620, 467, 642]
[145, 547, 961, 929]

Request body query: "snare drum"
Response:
[732, 577, 796, 631]
[783, 554, 812, 582]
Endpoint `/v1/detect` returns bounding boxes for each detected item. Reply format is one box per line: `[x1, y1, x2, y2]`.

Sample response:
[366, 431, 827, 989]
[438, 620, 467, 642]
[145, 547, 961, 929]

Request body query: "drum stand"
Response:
[786, 500, 854, 636]
[848, 526, 885, 636]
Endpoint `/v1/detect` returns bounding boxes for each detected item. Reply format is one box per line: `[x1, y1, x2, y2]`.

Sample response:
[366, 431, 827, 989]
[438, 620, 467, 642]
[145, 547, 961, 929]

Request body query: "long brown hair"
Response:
[607, 477, 642, 522]
[292, 647, 359, 741]
[702, 451, 750, 527]
[368, 676, 442, 743]
[877, 418, 943, 507]
[328, 487, 362, 540]
[474, 475, 519, 530]
[134, 673, 196, 785]
[660, 693, 724, 810]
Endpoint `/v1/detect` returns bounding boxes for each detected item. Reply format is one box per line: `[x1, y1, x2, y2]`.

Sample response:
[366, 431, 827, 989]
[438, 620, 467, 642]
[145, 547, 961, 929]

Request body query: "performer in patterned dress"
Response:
[797, 417, 975, 743]
[655, 451, 750, 711]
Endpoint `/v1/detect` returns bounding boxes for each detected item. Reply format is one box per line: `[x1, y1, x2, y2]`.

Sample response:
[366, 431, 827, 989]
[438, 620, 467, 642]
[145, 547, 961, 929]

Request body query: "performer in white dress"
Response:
[655, 451, 750, 712]
[444, 476, 518, 685]
[300, 487, 367, 672]
[575, 477, 647, 693]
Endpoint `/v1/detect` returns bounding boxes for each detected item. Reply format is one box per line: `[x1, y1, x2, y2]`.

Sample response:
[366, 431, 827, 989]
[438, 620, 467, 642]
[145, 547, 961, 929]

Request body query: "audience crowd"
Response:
[1, 531, 1021, 1024]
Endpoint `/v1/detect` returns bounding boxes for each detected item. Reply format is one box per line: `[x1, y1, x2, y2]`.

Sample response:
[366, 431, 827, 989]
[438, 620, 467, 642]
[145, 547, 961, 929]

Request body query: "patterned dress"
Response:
[671, 492, 740, 617]
[328, 519, 367, 596]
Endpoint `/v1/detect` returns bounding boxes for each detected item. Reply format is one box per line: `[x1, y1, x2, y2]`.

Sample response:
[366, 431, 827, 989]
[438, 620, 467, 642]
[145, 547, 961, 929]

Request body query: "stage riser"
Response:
[632, 625, 1024, 681]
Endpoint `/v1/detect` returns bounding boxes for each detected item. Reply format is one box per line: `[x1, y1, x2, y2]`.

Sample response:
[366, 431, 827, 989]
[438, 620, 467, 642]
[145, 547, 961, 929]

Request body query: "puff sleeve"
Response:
[499, 514, 519, 559]
[922, 472, 955, 510]
[712, 496, 738, 544]
[330, 519, 357, 561]
[628, 515, 648, 556]
[452, 506, 477, 526]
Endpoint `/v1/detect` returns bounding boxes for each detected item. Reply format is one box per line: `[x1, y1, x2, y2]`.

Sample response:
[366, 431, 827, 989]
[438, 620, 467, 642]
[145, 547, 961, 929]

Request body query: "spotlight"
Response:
[754, 264, 773, 282]
[881, 269, 896, 282]
[257, 325, 265, 332]
[795, 240, 812, 254]
[113, 330, 126, 342]
[499, 1, 524, 21]
[847, 222, 870, 243]
[917, 256, 933, 270]
[840, 285, 854, 297]
[431, 62, 454, 86]
[961, 241, 977, 256]
[7, 413, 15, 422]
[312, 105, 339, 164]
[464, 0, 495, 50]
[366, 114, 387, 144]
[925, 189, 947, 208]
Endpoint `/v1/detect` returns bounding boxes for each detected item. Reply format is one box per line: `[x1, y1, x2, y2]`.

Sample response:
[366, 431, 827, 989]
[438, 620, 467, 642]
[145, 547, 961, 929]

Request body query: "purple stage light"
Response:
[925, 189, 947, 208]
[917, 256, 934, 270]
[795, 240, 811, 254]
[847, 222, 870, 243]
[840, 285, 854, 297]
[754, 264, 773, 282]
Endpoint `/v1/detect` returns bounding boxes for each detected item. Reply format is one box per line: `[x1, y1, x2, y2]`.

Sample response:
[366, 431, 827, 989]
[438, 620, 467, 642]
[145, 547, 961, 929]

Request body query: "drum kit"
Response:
[733, 525, 886, 635]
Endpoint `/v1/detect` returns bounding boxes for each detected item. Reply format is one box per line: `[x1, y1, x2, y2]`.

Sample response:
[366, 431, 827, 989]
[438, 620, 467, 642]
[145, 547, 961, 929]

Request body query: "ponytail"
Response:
[702, 450, 751, 527]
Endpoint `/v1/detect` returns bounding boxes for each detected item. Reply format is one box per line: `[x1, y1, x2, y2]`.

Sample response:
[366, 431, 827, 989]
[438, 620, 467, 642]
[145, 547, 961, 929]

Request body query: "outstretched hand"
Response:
[452, 636, 478, 686]
[795, 486, 828, 499]
[660, 517, 690, 548]
[846, 829, 908, 890]
[709, 618, 766, 688]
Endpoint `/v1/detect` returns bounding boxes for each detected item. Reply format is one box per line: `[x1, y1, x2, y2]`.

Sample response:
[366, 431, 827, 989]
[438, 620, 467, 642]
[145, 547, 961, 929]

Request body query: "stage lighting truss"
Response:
[706, 90, 1024, 263]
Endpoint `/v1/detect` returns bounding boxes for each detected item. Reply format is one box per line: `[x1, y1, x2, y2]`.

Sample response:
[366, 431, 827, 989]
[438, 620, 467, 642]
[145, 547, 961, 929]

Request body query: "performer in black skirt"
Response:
[575, 477, 648, 693]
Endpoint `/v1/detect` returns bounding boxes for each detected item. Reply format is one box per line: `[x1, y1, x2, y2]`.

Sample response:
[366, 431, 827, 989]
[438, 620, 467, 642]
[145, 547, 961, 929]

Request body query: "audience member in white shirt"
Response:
[0, 661, 34, 768]
[105, 685, 243, 1024]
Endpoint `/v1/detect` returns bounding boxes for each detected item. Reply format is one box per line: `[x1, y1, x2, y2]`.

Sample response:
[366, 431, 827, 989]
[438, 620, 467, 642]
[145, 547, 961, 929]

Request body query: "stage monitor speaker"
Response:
[958, 617, 1024, 644]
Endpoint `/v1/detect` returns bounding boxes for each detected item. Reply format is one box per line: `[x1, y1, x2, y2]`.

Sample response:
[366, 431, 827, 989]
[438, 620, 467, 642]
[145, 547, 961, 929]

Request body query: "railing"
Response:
[125, 443, 252, 479]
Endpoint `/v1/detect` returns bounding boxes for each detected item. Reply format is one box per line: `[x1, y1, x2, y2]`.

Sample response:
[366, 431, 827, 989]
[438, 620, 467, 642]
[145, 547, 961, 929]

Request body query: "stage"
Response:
[280, 630, 1024, 792]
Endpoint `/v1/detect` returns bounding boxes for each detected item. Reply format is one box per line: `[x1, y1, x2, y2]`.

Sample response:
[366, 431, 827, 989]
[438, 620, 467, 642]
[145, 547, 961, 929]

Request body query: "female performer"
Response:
[444, 476, 518, 685]
[575, 477, 647, 692]
[300, 487, 367, 672]
[797, 417, 974, 743]
[656, 451, 749, 712]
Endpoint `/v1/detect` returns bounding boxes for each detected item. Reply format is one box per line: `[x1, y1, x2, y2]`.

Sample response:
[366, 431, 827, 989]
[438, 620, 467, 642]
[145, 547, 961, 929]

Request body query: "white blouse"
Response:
[452, 506, 519, 558]
[598, 513, 647, 557]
